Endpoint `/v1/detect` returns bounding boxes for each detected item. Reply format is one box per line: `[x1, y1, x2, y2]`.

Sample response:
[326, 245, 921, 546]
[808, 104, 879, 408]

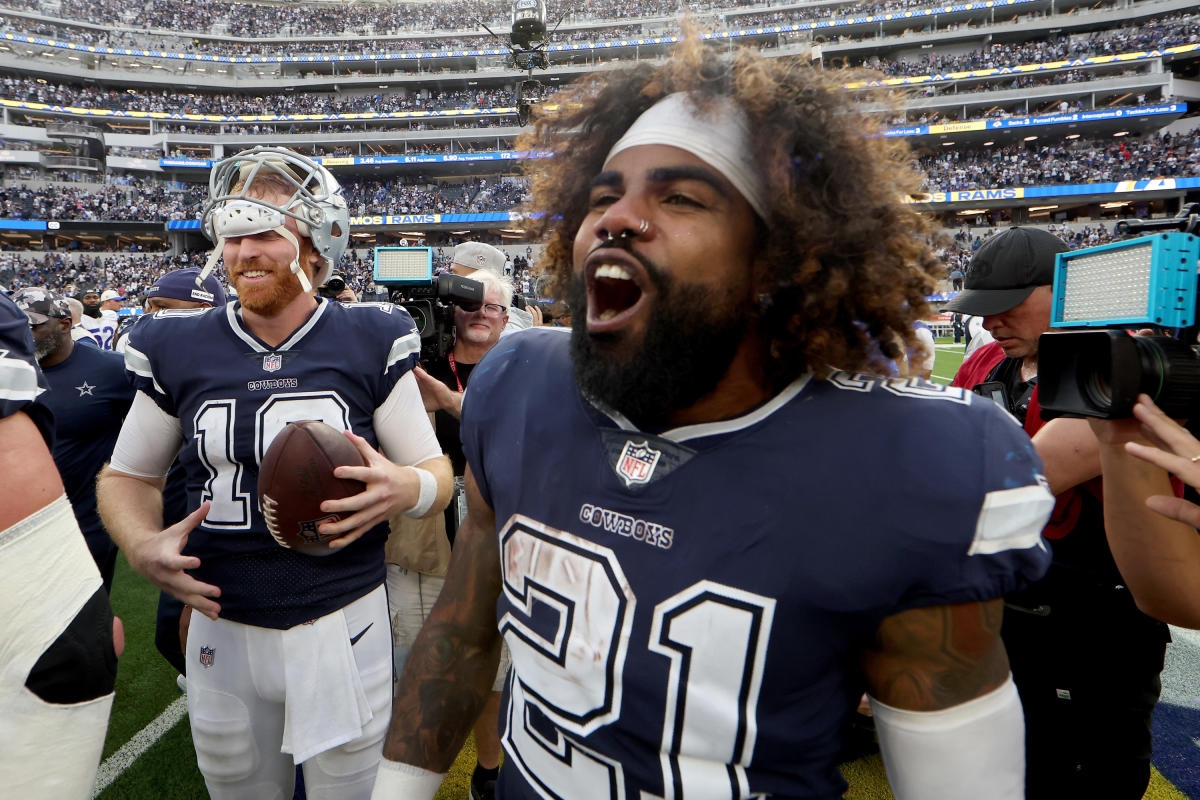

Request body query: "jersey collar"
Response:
[225, 297, 329, 353]
[587, 373, 812, 444]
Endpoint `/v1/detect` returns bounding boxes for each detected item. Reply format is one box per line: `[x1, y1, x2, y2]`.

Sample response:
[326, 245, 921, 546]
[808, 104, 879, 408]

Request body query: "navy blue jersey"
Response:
[460, 329, 1053, 800]
[0, 293, 52, 442]
[125, 299, 420, 628]
[40, 344, 133, 554]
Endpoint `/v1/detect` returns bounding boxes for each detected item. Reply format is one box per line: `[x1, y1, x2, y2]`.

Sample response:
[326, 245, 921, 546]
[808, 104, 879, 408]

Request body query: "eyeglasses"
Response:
[479, 303, 507, 317]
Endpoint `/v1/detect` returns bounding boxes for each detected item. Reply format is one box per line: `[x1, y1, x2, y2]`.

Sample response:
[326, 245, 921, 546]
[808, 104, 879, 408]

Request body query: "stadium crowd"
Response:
[0, 174, 529, 221]
[7, 0, 780, 36]
[0, 244, 545, 307]
[918, 130, 1200, 191]
[2, 3, 1192, 63]
[867, 13, 1200, 77]
[1, 128, 1192, 222]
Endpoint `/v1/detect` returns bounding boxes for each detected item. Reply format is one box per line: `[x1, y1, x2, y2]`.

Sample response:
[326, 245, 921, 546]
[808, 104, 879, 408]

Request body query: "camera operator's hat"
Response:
[13, 287, 71, 324]
[451, 242, 505, 277]
[943, 227, 1069, 317]
[99, 289, 124, 303]
[145, 268, 227, 306]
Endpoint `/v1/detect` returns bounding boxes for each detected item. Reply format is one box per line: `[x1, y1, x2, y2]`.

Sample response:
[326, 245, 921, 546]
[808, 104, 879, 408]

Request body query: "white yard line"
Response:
[91, 695, 188, 798]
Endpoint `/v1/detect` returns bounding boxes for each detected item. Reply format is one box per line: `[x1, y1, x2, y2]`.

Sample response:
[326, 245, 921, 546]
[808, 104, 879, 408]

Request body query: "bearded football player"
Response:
[371, 39, 1055, 800]
[97, 147, 452, 799]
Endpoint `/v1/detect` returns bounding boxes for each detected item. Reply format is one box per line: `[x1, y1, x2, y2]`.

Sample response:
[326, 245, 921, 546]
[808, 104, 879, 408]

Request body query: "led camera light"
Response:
[1051, 233, 1200, 329]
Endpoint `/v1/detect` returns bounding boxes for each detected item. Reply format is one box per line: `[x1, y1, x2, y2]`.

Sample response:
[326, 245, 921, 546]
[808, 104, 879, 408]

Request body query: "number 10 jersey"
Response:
[125, 299, 421, 629]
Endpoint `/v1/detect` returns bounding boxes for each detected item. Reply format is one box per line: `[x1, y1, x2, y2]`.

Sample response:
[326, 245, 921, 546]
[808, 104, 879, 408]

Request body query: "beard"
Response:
[33, 337, 57, 362]
[232, 261, 305, 316]
[568, 253, 749, 429]
[82, 303, 100, 319]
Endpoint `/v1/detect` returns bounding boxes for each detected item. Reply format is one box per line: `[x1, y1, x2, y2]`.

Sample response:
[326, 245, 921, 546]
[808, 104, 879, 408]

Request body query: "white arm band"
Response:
[870, 674, 1024, 800]
[109, 390, 184, 479]
[370, 758, 446, 800]
[403, 466, 438, 519]
[374, 371, 444, 467]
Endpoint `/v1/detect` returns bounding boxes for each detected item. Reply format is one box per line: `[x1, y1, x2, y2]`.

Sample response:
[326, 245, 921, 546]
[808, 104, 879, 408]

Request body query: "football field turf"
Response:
[95, 342, 1199, 799]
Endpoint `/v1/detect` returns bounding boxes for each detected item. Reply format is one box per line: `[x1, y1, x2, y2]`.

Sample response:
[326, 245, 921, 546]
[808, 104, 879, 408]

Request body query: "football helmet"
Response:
[199, 147, 349, 293]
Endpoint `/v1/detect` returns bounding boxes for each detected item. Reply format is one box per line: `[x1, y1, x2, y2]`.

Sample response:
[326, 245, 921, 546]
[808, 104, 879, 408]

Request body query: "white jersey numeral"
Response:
[192, 392, 351, 529]
[498, 518, 776, 800]
[649, 583, 775, 800]
[193, 400, 251, 529]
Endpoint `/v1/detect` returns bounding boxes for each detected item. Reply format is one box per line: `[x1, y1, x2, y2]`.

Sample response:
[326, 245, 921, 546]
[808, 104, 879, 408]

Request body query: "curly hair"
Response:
[516, 35, 943, 386]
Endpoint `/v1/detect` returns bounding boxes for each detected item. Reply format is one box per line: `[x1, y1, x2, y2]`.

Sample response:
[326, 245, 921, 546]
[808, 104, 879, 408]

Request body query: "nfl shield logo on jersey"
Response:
[262, 353, 283, 372]
[616, 440, 661, 487]
[199, 646, 215, 668]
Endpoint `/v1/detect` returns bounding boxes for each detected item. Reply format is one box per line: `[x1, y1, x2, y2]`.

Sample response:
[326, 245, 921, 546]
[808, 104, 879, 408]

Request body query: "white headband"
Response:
[604, 92, 769, 220]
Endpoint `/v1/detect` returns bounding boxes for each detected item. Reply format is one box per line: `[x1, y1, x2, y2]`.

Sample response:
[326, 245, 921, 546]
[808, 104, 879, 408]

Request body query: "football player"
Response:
[0, 291, 120, 797]
[372, 39, 1055, 800]
[77, 287, 118, 350]
[97, 146, 453, 800]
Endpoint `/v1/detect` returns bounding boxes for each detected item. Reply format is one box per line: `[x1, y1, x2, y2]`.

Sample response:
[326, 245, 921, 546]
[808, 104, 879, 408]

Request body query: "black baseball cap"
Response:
[943, 227, 1069, 317]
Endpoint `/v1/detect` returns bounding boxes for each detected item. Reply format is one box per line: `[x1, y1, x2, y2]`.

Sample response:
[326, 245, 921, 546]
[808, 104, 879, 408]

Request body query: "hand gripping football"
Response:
[257, 420, 366, 556]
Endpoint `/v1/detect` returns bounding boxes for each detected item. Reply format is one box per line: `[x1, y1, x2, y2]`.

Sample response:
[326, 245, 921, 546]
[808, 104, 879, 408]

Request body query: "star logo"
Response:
[76, 381, 95, 397]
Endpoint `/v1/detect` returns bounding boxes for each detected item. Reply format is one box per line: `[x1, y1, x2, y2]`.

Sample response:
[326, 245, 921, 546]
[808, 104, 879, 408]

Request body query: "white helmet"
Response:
[198, 147, 349, 293]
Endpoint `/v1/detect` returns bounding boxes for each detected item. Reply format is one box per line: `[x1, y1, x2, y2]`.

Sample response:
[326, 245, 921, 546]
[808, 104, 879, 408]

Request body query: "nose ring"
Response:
[607, 219, 650, 241]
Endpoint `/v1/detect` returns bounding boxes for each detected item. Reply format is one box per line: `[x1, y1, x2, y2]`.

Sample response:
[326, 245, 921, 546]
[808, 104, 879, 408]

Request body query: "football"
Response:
[257, 420, 366, 556]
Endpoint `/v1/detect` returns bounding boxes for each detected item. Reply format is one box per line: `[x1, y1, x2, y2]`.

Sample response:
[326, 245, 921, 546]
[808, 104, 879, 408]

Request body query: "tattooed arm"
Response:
[860, 600, 1025, 799]
[862, 598, 1009, 710]
[380, 466, 504, 773]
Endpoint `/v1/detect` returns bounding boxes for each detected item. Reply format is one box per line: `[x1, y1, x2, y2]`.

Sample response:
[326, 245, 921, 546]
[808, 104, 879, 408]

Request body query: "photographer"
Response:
[947, 227, 1169, 800]
[385, 268, 514, 800]
[1087, 396, 1200, 629]
[447, 241, 541, 329]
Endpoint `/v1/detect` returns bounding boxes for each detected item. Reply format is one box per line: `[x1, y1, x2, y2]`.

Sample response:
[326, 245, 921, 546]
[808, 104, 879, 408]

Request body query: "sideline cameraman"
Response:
[1087, 396, 1200, 629]
[385, 268, 514, 800]
[946, 227, 1168, 800]
[447, 241, 541, 330]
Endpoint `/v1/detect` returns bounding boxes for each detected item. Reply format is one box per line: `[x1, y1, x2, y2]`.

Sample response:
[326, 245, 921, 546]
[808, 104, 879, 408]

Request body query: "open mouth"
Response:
[586, 256, 647, 332]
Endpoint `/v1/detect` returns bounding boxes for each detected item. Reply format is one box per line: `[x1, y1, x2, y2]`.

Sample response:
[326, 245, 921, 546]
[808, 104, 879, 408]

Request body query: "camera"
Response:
[372, 246, 484, 360]
[317, 274, 346, 300]
[1038, 205, 1200, 419]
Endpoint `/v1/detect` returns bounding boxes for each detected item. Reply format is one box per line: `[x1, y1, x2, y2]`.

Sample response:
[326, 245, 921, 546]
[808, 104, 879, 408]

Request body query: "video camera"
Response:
[317, 273, 346, 300]
[373, 246, 485, 361]
[1038, 204, 1200, 419]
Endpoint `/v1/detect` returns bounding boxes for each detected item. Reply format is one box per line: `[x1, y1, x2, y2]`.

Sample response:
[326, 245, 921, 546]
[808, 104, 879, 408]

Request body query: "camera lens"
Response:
[1083, 364, 1112, 410]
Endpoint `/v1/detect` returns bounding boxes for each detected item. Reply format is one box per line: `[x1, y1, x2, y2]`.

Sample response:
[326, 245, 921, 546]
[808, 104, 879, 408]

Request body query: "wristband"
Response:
[403, 466, 438, 519]
[370, 758, 446, 800]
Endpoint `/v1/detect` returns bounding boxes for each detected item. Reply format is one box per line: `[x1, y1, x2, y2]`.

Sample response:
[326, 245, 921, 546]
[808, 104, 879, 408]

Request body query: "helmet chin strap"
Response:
[196, 225, 312, 295]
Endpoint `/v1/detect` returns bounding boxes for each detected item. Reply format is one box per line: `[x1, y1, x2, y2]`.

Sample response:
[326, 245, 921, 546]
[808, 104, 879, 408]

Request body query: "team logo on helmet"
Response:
[616, 440, 661, 487]
[477, 255, 487, 266]
[263, 353, 283, 372]
[199, 646, 216, 668]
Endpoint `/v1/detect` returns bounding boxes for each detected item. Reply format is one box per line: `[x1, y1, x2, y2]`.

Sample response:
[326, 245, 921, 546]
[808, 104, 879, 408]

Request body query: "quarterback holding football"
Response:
[98, 147, 452, 799]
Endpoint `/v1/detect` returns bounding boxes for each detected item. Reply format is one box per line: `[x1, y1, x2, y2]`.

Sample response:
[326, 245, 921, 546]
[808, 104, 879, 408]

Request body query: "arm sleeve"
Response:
[109, 390, 184, 479]
[871, 676, 1024, 800]
[374, 370, 444, 467]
